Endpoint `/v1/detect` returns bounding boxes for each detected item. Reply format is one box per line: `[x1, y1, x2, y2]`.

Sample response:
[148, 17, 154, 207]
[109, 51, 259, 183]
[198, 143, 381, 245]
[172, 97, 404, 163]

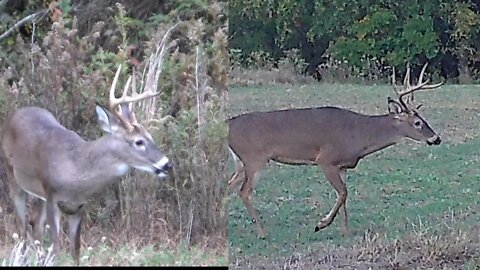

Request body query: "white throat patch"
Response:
[115, 163, 130, 176]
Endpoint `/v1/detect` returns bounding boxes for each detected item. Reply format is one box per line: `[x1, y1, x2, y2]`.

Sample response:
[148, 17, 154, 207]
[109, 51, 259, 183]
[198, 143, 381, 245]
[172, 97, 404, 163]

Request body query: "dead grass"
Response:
[0, 231, 228, 266]
[230, 226, 480, 270]
[229, 66, 314, 87]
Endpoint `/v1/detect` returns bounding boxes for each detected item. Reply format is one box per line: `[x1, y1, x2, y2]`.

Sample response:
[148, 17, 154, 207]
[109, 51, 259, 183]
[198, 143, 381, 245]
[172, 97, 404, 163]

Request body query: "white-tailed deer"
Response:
[228, 63, 443, 237]
[1, 65, 173, 264]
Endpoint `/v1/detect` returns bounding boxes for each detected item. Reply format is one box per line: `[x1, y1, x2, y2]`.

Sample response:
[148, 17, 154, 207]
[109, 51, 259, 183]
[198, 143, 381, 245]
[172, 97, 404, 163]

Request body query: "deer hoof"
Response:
[314, 224, 326, 232]
[256, 228, 267, 239]
[315, 220, 330, 232]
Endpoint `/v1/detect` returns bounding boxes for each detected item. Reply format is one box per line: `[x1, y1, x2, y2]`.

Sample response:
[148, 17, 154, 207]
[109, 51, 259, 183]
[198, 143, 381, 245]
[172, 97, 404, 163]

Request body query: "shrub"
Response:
[0, 1, 228, 263]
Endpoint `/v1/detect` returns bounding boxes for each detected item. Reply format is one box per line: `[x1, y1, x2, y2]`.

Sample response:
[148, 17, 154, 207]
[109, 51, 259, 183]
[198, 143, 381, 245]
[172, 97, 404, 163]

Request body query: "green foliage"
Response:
[278, 48, 308, 74]
[447, 2, 480, 80]
[0, 0, 228, 263]
[229, 0, 480, 81]
[331, 6, 441, 72]
[173, 0, 209, 19]
[58, 0, 73, 15]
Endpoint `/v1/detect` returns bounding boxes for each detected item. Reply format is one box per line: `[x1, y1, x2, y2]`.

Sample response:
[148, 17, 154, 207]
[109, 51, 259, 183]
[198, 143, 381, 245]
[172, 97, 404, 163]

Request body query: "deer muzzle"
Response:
[427, 135, 441, 145]
[153, 156, 173, 177]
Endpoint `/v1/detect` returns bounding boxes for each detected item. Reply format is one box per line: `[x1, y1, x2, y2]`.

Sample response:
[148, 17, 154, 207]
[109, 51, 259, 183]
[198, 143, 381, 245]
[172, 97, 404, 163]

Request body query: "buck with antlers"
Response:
[228, 63, 443, 237]
[1, 65, 172, 264]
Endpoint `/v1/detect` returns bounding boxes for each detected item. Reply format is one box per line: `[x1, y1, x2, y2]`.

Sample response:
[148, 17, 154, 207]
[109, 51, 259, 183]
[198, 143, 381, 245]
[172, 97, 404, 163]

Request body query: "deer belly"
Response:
[13, 169, 47, 201]
[272, 146, 318, 165]
[272, 156, 316, 165]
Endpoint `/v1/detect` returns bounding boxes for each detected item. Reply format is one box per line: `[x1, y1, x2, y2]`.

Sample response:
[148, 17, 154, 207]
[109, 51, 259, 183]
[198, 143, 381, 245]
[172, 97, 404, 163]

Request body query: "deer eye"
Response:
[414, 120, 422, 128]
[134, 139, 145, 147]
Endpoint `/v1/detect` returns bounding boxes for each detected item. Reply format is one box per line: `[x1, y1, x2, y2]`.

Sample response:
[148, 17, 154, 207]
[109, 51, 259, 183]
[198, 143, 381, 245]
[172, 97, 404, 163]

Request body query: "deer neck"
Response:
[68, 134, 131, 196]
[357, 114, 402, 158]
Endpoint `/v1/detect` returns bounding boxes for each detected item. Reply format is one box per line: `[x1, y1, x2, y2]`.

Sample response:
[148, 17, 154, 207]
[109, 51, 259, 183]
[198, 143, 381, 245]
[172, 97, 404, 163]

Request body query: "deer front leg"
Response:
[31, 200, 47, 241]
[46, 199, 62, 256]
[315, 165, 348, 232]
[6, 164, 28, 239]
[67, 206, 83, 265]
[227, 163, 245, 188]
[11, 189, 28, 238]
[227, 149, 245, 188]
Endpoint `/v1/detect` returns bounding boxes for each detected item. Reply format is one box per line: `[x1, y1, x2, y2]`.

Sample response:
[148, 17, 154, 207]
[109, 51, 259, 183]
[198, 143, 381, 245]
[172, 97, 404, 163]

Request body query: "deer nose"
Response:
[427, 136, 441, 145]
[153, 157, 173, 175]
[163, 161, 173, 172]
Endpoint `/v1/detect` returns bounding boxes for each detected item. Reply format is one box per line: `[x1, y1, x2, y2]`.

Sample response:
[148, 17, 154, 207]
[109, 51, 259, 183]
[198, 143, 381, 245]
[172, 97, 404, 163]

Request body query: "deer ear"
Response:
[95, 105, 122, 134]
[387, 97, 403, 115]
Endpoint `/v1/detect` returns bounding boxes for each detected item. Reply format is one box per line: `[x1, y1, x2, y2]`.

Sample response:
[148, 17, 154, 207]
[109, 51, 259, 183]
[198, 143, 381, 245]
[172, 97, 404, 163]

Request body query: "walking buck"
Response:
[228, 63, 443, 237]
[1, 65, 173, 264]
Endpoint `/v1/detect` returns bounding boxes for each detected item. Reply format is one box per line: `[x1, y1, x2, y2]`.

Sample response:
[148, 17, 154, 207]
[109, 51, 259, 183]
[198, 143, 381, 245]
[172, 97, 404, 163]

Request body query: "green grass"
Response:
[228, 82, 480, 268]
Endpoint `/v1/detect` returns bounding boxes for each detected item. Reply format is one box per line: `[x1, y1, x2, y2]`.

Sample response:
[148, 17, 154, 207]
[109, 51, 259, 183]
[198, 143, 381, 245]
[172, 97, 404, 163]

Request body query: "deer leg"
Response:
[12, 188, 28, 238]
[315, 165, 347, 232]
[240, 162, 267, 238]
[216, 154, 246, 217]
[339, 169, 349, 236]
[46, 199, 62, 256]
[67, 205, 83, 265]
[228, 162, 245, 188]
[227, 148, 245, 188]
[32, 200, 47, 241]
[5, 163, 28, 238]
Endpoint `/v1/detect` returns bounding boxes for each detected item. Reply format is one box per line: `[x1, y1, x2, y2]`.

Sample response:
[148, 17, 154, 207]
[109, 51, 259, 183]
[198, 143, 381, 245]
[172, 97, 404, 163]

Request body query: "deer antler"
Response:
[109, 64, 162, 130]
[108, 23, 179, 131]
[392, 63, 444, 111]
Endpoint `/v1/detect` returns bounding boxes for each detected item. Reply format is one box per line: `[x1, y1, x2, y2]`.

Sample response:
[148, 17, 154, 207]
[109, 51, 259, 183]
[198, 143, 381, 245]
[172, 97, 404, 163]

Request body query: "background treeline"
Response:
[0, 0, 228, 262]
[229, 0, 480, 83]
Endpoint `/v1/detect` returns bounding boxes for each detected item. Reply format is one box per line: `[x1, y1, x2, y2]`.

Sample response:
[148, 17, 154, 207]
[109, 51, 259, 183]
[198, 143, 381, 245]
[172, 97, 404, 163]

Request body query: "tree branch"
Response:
[0, 9, 48, 42]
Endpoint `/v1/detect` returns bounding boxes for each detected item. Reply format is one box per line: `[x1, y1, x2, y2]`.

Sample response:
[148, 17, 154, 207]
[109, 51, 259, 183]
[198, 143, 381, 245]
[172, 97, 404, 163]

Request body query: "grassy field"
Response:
[227, 82, 480, 269]
[0, 239, 227, 266]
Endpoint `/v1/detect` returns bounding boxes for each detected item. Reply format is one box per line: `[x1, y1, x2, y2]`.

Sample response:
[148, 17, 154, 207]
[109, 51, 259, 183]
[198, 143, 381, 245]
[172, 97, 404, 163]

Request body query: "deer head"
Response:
[387, 63, 443, 145]
[96, 65, 173, 177]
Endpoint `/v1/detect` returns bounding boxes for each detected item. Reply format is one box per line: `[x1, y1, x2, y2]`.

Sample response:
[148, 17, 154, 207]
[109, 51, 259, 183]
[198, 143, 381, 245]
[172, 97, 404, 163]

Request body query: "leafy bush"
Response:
[0, 0, 228, 264]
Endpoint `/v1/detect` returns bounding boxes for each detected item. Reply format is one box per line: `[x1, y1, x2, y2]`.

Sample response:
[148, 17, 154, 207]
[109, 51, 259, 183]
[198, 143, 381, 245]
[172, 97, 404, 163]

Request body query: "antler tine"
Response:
[109, 65, 162, 113]
[398, 79, 430, 108]
[403, 63, 411, 88]
[109, 75, 132, 111]
[418, 62, 428, 84]
[128, 67, 139, 124]
[396, 62, 444, 111]
[416, 62, 444, 89]
[108, 65, 123, 110]
[391, 66, 401, 95]
[108, 64, 136, 130]
[418, 80, 444, 89]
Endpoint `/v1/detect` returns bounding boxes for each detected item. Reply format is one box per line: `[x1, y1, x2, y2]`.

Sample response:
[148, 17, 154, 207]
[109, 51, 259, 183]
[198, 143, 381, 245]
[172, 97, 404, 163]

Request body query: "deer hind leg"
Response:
[339, 169, 349, 236]
[315, 165, 348, 232]
[240, 160, 267, 238]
